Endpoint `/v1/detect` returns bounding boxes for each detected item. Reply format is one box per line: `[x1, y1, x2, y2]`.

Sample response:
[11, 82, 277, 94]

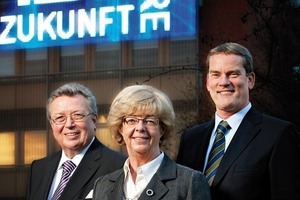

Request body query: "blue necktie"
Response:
[205, 120, 231, 186]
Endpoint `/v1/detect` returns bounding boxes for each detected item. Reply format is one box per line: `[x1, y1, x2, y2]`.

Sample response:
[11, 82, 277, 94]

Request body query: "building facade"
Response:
[0, 1, 201, 199]
[1, 0, 299, 199]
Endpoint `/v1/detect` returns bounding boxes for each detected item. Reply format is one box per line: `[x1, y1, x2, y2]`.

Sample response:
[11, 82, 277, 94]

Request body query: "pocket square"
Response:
[85, 189, 93, 199]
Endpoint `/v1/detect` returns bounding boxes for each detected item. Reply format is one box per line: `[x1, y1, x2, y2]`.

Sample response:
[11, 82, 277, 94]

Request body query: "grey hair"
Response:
[46, 82, 98, 120]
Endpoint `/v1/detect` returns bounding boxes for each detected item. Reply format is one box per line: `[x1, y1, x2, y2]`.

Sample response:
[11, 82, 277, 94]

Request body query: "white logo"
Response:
[1, 0, 175, 48]
[140, 0, 170, 12]
[140, 0, 170, 33]
[18, 0, 79, 6]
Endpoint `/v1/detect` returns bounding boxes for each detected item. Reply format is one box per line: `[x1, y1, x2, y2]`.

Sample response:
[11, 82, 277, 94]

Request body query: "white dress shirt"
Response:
[47, 137, 95, 200]
[203, 103, 251, 171]
[123, 152, 164, 200]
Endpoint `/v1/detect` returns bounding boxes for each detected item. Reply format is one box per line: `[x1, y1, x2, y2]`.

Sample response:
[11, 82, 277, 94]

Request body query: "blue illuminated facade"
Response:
[0, 0, 197, 49]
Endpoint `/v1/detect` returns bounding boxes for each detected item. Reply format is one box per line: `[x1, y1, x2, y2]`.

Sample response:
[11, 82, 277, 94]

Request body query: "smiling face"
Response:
[119, 114, 162, 161]
[49, 94, 97, 158]
[206, 53, 255, 118]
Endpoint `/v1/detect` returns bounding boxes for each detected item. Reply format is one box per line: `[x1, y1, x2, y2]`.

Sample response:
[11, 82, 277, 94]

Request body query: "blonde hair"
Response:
[107, 85, 175, 145]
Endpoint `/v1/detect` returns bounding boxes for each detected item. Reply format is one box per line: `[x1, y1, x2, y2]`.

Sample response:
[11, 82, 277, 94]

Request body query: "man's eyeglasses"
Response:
[122, 117, 160, 128]
[51, 113, 94, 125]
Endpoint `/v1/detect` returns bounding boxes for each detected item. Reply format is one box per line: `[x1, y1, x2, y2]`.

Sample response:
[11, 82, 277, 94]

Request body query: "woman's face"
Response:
[119, 114, 162, 160]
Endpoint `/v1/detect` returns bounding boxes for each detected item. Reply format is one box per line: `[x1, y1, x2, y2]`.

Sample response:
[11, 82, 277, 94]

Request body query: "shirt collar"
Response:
[215, 103, 252, 133]
[58, 136, 95, 168]
[123, 151, 164, 183]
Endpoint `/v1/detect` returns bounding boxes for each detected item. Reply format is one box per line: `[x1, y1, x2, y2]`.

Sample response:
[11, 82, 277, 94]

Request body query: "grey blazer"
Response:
[93, 153, 211, 200]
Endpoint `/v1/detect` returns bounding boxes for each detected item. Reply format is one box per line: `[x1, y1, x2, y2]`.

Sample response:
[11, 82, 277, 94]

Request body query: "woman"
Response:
[93, 85, 211, 200]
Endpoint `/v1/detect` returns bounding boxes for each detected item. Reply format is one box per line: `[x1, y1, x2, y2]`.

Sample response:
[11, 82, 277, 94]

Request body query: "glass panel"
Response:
[133, 40, 158, 67]
[24, 130, 46, 164]
[96, 42, 120, 70]
[170, 38, 197, 65]
[96, 127, 121, 151]
[25, 48, 47, 75]
[60, 45, 84, 72]
[0, 50, 15, 77]
[0, 132, 15, 165]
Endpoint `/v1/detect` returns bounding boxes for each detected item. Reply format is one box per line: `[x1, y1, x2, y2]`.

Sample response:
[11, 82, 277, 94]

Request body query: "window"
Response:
[132, 40, 158, 68]
[24, 131, 46, 165]
[25, 48, 47, 75]
[0, 132, 15, 165]
[0, 131, 47, 166]
[96, 42, 121, 70]
[60, 45, 84, 72]
[0, 51, 15, 77]
[96, 128, 121, 151]
[170, 38, 197, 66]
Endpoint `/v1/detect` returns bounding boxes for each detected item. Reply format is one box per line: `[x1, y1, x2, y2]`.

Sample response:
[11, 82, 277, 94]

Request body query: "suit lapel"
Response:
[139, 154, 175, 199]
[40, 153, 61, 199]
[213, 108, 262, 185]
[107, 171, 125, 199]
[139, 175, 169, 200]
[199, 121, 215, 171]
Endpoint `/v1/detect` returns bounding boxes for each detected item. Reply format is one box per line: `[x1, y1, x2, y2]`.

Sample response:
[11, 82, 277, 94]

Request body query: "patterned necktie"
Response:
[52, 160, 76, 200]
[205, 120, 231, 186]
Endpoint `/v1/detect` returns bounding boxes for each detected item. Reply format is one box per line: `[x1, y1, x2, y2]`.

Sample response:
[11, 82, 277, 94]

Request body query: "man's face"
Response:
[48, 94, 96, 157]
[206, 53, 255, 117]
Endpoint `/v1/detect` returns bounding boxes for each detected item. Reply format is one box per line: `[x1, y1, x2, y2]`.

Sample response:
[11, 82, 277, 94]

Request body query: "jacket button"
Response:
[146, 189, 154, 196]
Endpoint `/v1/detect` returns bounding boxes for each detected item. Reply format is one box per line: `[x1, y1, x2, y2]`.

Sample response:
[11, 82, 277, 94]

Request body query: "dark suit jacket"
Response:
[93, 153, 211, 200]
[26, 137, 127, 200]
[177, 107, 300, 200]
